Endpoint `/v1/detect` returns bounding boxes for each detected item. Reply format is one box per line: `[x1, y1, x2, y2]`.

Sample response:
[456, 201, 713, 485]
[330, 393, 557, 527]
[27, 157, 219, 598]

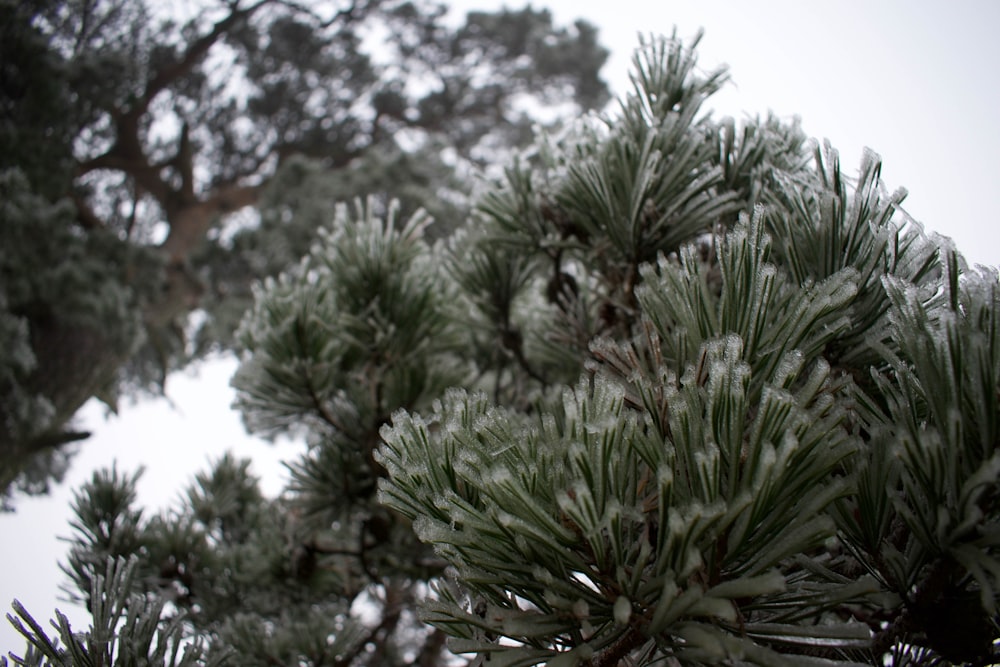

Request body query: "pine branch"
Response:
[138, 0, 273, 119]
[76, 149, 170, 204]
[277, 0, 369, 28]
[499, 324, 548, 386]
[24, 430, 91, 452]
[76, 1, 272, 251]
[591, 626, 646, 667]
[333, 585, 406, 667]
[297, 356, 348, 435]
[416, 627, 448, 667]
[176, 122, 195, 201]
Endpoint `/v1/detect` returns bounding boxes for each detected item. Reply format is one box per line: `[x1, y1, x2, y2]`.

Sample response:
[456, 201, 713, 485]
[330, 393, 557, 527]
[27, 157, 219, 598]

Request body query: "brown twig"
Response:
[590, 626, 646, 667]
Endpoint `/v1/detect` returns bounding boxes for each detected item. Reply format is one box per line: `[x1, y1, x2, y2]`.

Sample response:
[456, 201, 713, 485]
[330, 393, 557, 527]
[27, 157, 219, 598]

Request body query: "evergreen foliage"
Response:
[0, 170, 162, 499]
[6, 557, 225, 667]
[9, 30, 1000, 667]
[0, 0, 610, 500]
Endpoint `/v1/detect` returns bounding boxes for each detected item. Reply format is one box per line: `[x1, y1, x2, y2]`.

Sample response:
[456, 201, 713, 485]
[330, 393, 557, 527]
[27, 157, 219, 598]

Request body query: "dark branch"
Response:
[77, 1, 274, 210]
[176, 122, 195, 201]
[296, 355, 349, 435]
[137, 0, 273, 118]
[72, 193, 105, 231]
[416, 628, 448, 667]
[25, 430, 92, 452]
[275, 0, 366, 29]
[77, 152, 170, 204]
[591, 626, 646, 667]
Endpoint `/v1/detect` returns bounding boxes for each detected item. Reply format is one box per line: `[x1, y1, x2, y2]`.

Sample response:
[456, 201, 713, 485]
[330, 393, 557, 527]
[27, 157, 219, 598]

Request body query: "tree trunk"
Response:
[1, 189, 255, 497]
[1, 314, 127, 494]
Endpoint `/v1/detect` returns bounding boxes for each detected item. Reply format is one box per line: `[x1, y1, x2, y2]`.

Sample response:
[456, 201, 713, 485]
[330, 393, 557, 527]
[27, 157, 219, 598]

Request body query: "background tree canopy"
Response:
[8, 25, 1000, 666]
[0, 0, 610, 500]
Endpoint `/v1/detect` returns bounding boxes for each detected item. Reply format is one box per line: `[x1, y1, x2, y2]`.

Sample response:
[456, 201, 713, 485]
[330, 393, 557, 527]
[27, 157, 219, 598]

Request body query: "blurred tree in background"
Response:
[0, 0, 610, 500]
[11, 31, 1000, 666]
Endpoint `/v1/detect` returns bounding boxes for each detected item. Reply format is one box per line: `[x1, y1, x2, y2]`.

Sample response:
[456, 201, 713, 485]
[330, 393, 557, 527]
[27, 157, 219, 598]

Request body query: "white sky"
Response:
[3, 0, 999, 654]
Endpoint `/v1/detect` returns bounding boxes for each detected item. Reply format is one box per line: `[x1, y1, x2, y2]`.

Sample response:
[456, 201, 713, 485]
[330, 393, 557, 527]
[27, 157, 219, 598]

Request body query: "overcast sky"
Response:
[3, 0, 999, 654]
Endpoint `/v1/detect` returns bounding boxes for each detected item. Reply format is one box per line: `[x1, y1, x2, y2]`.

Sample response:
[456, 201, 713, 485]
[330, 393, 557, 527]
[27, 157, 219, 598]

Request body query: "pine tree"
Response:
[9, 31, 999, 666]
[0, 0, 610, 499]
